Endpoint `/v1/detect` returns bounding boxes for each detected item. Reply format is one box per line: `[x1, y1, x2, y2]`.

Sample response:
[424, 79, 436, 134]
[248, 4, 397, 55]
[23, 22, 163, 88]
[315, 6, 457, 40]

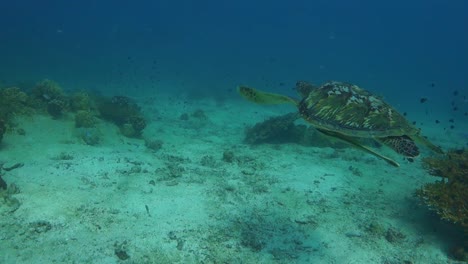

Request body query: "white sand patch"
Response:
[0, 95, 459, 263]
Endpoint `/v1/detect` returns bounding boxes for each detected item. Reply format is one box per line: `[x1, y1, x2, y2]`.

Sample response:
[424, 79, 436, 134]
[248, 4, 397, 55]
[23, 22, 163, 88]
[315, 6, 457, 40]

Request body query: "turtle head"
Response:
[295, 81, 317, 98]
[237, 86, 261, 103]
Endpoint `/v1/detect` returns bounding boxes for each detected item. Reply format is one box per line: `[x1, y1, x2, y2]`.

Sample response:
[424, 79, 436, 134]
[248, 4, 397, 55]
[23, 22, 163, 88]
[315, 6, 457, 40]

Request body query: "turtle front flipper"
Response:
[238, 86, 298, 105]
[317, 129, 400, 167]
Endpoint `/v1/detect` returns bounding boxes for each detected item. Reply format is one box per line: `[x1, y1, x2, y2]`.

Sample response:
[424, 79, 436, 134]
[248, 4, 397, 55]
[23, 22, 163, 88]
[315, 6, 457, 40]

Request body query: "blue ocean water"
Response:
[1, 1, 467, 105]
[1, 0, 467, 262]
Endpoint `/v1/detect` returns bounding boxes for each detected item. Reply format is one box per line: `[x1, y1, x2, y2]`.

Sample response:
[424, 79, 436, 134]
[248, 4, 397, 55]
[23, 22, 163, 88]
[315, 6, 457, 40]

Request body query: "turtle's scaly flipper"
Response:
[238, 86, 298, 105]
[380, 136, 420, 157]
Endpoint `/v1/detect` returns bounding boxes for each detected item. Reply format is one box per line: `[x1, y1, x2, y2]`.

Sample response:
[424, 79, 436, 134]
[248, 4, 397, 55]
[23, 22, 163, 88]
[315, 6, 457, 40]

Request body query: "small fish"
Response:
[145, 205, 151, 217]
[420, 97, 428, 103]
[435, 120, 440, 124]
[453, 90, 459, 96]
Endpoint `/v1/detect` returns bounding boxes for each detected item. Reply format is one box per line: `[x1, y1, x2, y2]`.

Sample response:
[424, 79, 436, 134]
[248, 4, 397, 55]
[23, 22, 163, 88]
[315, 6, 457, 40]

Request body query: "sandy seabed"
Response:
[0, 93, 465, 264]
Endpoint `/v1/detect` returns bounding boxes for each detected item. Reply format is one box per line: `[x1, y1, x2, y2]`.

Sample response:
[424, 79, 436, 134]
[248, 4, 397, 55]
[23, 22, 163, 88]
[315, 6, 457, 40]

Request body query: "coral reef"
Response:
[29, 79, 69, 117]
[98, 96, 138, 125]
[97, 96, 147, 137]
[244, 113, 302, 144]
[0, 79, 150, 144]
[416, 149, 467, 260]
[417, 149, 467, 228]
[129, 115, 146, 134]
[30, 79, 65, 103]
[119, 123, 138, 138]
[75, 110, 97, 128]
[244, 113, 347, 148]
[70, 91, 94, 112]
[0, 86, 32, 144]
[47, 99, 67, 118]
[0, 86, 32, 126]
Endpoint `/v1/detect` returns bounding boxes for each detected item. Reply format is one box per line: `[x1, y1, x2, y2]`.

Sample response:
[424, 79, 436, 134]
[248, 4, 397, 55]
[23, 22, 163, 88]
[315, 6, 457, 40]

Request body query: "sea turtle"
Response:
[238, 81, 443, 167]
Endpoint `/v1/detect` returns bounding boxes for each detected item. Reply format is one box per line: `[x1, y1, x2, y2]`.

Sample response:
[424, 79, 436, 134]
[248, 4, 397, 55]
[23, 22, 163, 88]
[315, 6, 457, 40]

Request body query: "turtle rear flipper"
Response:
[238, 86, 298, 105]
[380, 136, 420, 157]
[381, 134, 444, 156]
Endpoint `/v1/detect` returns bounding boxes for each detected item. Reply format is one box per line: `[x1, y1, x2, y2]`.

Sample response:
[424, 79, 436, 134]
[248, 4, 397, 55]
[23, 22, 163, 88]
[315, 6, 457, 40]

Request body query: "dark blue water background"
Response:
[1, 0, 467, 129]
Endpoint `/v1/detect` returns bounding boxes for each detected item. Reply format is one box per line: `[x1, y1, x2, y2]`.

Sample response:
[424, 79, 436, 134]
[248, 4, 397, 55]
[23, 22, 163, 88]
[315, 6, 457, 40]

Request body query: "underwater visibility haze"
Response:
[0, 0, 467, 263]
